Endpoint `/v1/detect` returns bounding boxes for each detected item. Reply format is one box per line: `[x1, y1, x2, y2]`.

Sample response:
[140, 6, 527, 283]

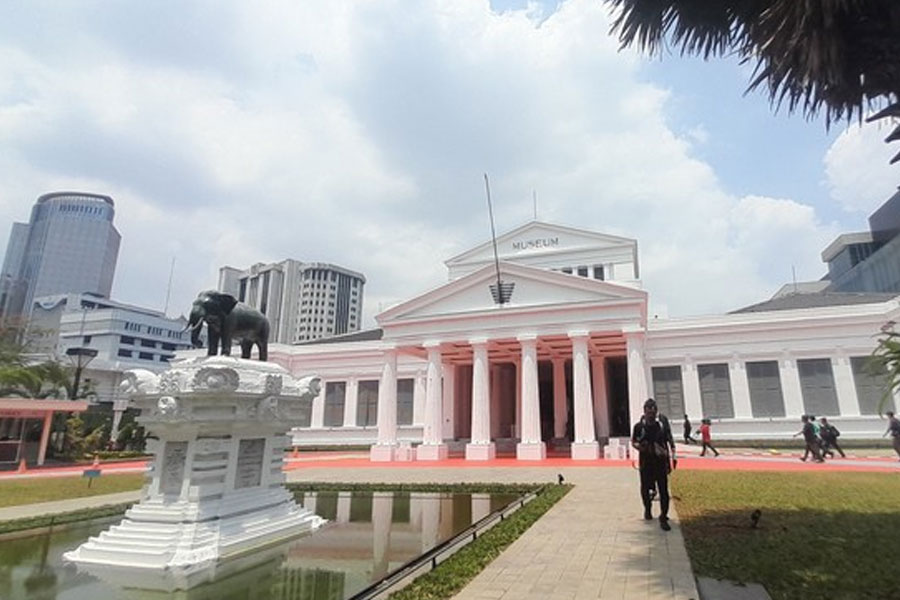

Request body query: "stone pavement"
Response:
[286, 464, 699, 600]
[0, 490, 141, 521]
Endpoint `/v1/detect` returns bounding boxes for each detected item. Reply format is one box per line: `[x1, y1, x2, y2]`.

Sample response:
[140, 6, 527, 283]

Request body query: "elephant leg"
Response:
[207, 331, 219, 356]
[240, 340, 253, 359]
[220, 336, 232, 356]
[258, 341, 267, 362]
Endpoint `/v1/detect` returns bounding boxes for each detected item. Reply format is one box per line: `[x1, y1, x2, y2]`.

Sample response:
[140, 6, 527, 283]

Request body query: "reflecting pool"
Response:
[1, 490, 519, 599]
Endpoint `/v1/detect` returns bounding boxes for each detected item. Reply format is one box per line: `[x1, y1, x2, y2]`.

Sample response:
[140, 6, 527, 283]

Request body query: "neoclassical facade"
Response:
[260, 221, 900, 461]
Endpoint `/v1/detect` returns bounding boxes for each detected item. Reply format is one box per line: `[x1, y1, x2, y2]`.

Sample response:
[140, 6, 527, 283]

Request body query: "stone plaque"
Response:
[161, 441, 188, 495]
[235, 438, 265, 489]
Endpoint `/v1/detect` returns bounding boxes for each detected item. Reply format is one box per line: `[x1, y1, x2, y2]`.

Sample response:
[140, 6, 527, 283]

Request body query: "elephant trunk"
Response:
[187, 306, 205, 348]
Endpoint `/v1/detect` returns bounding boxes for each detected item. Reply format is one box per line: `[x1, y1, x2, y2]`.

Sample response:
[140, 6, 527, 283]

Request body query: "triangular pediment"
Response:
[445, 220, 636, 268]
[378, 262, 646, 324]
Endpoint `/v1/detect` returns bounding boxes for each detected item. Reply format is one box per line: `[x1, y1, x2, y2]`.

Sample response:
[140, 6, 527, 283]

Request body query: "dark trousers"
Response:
[683, 434, 696, 444]
[802, 440, 823, 461]
[639, 458, 670, 519]
[700, 441, 718, 456]
[822, 438, 845, 458]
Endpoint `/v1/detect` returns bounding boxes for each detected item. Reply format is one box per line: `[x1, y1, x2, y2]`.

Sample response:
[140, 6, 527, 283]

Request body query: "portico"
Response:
[368, 258, 648, 461]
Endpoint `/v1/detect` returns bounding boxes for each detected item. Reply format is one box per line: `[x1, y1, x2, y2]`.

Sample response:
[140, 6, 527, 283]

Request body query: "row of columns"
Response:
[370, 331, 649, 461]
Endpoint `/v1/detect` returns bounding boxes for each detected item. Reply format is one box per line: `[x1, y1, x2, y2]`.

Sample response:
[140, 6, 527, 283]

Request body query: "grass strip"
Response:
[0, 472, 145, 508]
[672, 470, 900, 600]
[0, 502, 135, 537]
[388, 484, 572, 600]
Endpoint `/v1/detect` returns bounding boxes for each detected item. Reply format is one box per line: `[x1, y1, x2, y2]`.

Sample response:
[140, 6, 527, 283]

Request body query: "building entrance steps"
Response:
[285, 464, 700, 600]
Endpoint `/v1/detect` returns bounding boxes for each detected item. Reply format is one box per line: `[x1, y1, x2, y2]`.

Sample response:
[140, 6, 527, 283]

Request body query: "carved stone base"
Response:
[516, 442, 547, 460]
[369, 444, 397, 462]
[571, 441, 601, 460]
[465, 442, 496, 461]
[64, 356, 325, 590]
[416, 444, 449, 461]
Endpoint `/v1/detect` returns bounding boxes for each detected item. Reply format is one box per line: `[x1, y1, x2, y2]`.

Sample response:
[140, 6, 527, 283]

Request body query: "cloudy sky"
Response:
[0, 0, 897, 326]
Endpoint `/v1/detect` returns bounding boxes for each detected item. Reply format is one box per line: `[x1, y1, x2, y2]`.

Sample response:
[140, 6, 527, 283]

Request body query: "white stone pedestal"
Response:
[370, 444, 397, 461]
[571, 441, 601, 460]
[516, 442, 547, 460]
[465, 442, 496, 461]
[416, 443, 449, 461]
[64, 356, 325, 590]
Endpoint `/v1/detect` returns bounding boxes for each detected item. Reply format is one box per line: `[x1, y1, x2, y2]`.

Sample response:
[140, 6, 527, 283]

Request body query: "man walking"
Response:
[884, 411, 900, 461]
[682, 414, 697, 444]
[794, 415, 824, 462]
[819, 417, 845, 458]
[632, 398, 676, 531]
[699, 419, 719, 457]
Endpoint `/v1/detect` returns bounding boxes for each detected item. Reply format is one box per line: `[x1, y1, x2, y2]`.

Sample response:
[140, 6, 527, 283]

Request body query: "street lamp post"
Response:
[65, 347, 98, 399]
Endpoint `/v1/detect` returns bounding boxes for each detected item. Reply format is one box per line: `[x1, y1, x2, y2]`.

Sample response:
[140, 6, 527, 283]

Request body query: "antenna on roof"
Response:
[484, 174, 514, 305]
[791, 264, 797, 294]
[533, 189, 538, 220]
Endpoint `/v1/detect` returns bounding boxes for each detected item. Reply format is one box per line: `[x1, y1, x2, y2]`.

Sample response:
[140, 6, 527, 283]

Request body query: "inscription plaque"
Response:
[161, 441, 188, 495]
[235, 438, 266, 489]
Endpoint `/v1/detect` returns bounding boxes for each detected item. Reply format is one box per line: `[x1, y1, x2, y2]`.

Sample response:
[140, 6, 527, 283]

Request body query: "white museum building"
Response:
[253, 221, 900, 461]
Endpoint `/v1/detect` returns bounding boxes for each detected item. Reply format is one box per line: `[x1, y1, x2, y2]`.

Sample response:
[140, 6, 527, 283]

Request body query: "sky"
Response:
[0, 0, 897, 327]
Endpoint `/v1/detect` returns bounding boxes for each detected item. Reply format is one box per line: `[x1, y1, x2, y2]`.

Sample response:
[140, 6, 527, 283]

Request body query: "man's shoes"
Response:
[644, 509, 653, 521]
[659, 517, 671, 531]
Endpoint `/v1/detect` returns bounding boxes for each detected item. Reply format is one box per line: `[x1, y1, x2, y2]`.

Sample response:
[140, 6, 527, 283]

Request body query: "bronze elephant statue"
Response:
[186, 290, 269, 361]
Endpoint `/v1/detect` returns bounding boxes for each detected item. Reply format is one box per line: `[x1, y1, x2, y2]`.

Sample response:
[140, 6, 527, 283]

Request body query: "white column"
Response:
[418, 342, 448, 460]
[412, 370, 426, 425]
[515, 358, 522, 438]
[779, 355, 805, 417]
[420, 493, 440, 552]
[729, 357, 753, 418]
[624, 330, 649, 428]
[336, 492, 352, 523]
[302, 491, 317, 514]
[466, 338, 496, 460]
[370, 348, 399, 461]
[682, 360, 704, 420]
[343, 378, 359, 427]
[372, 492, 393, 579]
[591, 356, 610, 439]
[552, 358, 567, 440]
[517, 335, 546, 460]
[832, 353, 861, 416]
[570, 332, 599, 459]
[472, 493, 492, 522]
[441, 363, 456, 439]
[311, 383, 325, 428]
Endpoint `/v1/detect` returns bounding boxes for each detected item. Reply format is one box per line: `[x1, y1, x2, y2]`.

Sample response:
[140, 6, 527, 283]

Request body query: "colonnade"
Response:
[369, 330, 647, 461]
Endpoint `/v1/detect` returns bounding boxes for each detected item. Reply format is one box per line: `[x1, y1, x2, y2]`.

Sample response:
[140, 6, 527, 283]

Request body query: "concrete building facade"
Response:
[197, 220, 900, 462]
[1, 192, 121, 320]
[219, 260, 365, 344]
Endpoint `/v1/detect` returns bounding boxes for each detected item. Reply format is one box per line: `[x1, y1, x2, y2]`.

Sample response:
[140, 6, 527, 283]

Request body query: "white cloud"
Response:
[0, 0, 847, 328]
[825, 118, 899, 215]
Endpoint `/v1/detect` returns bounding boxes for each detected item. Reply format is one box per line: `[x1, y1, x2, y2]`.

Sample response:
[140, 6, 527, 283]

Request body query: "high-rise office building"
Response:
[219, 260, 365, 343]
[1, 192, 121, 319]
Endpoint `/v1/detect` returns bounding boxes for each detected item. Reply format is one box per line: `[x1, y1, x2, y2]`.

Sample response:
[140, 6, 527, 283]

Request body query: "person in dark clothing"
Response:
[682, 415, 697, 444]
[819, 417, 845, 458]
[632, 398, 676, 531]
[793, 415, 824, 462]
[884, 411, 900, 462]
[699, 419, 719, 457]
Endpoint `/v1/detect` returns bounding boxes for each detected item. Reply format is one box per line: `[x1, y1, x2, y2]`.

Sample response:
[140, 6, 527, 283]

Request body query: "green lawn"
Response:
[672, 470, 900, 600]
[0, 473, 145, 508]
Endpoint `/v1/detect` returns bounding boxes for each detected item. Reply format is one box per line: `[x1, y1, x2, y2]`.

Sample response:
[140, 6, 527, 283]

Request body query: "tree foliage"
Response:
[871, 324, 900, 413]
[607, 0, 900, 162]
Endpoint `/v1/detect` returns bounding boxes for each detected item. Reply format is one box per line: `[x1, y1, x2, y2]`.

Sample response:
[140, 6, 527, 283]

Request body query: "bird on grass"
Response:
[750, 509, 762, 529]
[557, 473, 565, 485]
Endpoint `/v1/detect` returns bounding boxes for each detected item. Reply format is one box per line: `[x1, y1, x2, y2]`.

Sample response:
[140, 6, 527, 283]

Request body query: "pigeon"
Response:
[557, 473, 565, 485]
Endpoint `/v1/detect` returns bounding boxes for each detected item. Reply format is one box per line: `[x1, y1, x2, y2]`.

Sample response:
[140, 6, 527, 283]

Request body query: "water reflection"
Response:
[1, 491, 517, 600]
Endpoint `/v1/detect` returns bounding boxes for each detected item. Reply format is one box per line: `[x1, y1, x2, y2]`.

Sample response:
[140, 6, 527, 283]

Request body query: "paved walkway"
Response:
[0, 490, 141, 522]
[286, 464, 698, 600]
